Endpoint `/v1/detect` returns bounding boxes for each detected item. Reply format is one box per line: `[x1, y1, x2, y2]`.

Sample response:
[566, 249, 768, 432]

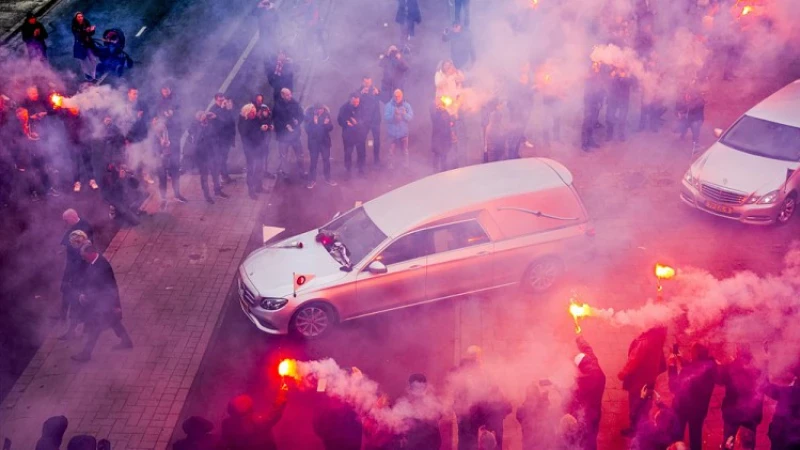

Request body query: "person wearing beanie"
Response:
[569, 335, 606, 450]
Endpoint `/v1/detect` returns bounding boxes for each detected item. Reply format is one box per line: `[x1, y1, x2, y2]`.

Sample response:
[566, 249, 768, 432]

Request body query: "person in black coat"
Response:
[401, 373, 442, 450]
[173, 416, 219, 450]
[67, 435, 97, 450]
[379, 46, 409, 103]
[675, 86, 705, 152]
[188, 111, 226, 203]
[358, 76, 382, 166]
[632, 402, 682, 450]
[763, 363, 800, 450]
[21, 13, 48, 61]
[267, 50, 295, 103]
[668, 343, 717, 450]
[313, 395, 363, 450]
[272, 88, 305, 177]
[338, 93, 368, 178]
[154, 84, 186, 203]
[304, 103, 335, 188]
[35, 416, 68, 450]
[717, 345, 764, 450]
[221, 393, 286, 450]
[517, 383, 555, 450]
[442, 23, 475, 70]
[209, 93, 236, 183]
[395, 0, 421, 50]
[570, 336, 606, 450]
[71, 244, 133, 362]
[581, 62, 605, 151]
[58, 209, 93, 335]
[71, 12, 97, 81]
[605, 68, 633, 142]
[430, 98, 454, 173]
[238, 103, 266, 199]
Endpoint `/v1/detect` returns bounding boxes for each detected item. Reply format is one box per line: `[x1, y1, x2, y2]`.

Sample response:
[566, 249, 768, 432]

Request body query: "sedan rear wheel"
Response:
[776, 194, 797, 225]
[292, 304, 333, 338]
[523, 257, 564, 293]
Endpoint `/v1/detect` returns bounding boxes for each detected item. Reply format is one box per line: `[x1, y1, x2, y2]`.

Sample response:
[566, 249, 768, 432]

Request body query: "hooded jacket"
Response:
[35, 416, 68, 450]
[618, 326, 667, 392]
[668, 357, 717, 420]
[67, 435, 97, 450]
[173, 416, 218, 450]
[22, 17, 48, 49]
[717, 357, 764, 424]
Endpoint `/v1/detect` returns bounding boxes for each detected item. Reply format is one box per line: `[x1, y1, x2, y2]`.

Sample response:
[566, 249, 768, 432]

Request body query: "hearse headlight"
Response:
[260, 297, 289, 310]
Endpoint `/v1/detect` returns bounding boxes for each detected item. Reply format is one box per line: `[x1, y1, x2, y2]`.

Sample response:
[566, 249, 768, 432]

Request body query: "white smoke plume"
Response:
[589, 242, 800, 374]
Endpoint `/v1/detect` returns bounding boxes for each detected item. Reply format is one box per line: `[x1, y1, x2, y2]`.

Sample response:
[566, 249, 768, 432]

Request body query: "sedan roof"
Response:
[746, 79, 800, 128]
[364, 158, 574, 238]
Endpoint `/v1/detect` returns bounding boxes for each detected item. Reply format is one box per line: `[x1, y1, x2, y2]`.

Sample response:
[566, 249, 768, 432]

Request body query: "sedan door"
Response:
[424, 220, 495, 302]
[353, 230, 433, 316]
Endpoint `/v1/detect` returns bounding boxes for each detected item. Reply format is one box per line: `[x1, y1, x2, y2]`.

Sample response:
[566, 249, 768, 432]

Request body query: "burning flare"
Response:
[529, 0, 539, 9]
[50, 93, 64, 109]
[278, 359, 298, 379]
[440, 95, 454, 107]
[569, 301, 592, 334]
[741, 5, 753, 15]
[655, 264, 676, 280]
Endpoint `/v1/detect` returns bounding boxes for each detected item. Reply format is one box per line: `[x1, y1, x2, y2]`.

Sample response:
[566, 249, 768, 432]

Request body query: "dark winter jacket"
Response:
[272, 98, 304, 142]
[61, 218, 94, 290]
[156, 93, 182, 139]
[67, 435, 97, 450]
[220, 397, 285, 450]
[677, 92, 705, 123]
[430, 106, 453, 153]
[267, 58, 295, 96]
[583, 73, 606, 109]
[608, 75, 633, 104]
[238, 116, 264, 150]
[631, 405, 682, 450]
[210, 104, 236, 148]
[337, 101, 367, 142]
[82, 254, 121, 315]
[357, 86, 382, 126]
[619, 326, 667, 392]
[716, 357, 764, 424]
[403, 418, 441, 450]
[458, 392, 512, 450]
[517, 389, 554, 449]
[71, 14, 95, 60]
[35, 416, 68, 450]
[313, 397, 363, 450]
[125, 100, 149, 143]
[188, 121, 216, 162]
[668, 357, 717, 420]
[173, 416, 219, 450]
[379, 54, 409, 101]
[763, 381, 800, 447]
[443, 28, 475, 69]
[304, 106, 334, 148]
[22, 19, 48, 50]
[395, 0, 421, 24]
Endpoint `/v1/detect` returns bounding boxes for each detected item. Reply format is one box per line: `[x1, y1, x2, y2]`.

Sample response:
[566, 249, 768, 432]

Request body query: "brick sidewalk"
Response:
[0, 176, 262, 450]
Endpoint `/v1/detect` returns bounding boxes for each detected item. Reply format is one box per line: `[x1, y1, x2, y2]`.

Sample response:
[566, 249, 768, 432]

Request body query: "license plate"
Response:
[705, 200, 734, 214]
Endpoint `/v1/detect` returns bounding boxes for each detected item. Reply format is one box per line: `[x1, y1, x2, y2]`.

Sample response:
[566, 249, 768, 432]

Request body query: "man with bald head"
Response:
[57, 209, 93, 335]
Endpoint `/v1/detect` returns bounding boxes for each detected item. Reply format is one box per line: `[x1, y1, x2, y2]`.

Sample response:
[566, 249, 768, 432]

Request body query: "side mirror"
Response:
[367, 261, 387, 275]
[713, 128, 723, 138]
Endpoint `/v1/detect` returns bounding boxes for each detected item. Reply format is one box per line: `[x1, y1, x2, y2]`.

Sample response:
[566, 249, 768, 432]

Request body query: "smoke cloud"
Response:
[588, 242, 800, 374]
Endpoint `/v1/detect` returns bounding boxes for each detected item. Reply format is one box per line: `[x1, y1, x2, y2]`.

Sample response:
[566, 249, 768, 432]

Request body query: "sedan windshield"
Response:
[721, 115, 800, 162]
[323, 207, 387, 265]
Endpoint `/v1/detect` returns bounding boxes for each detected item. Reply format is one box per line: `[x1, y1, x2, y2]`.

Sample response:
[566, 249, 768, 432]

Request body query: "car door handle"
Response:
[476, 251, 489, 256]
[409, 264, 421, 269]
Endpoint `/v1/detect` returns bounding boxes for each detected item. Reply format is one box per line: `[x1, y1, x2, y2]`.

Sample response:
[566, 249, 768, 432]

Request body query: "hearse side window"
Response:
[376, 231, 433, 266]
[430, 220, 490, 254]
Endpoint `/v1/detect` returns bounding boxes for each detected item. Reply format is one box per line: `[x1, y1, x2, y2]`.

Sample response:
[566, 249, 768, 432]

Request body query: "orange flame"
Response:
[529, 0, 539, 9]
[440, 95, 454, 107]
[741, 5, 753, 15]
[50, 93, 64, 109]
[569, 301, 591, 334]
[278, 359, 298, 378]
[655, 264, 676, 280]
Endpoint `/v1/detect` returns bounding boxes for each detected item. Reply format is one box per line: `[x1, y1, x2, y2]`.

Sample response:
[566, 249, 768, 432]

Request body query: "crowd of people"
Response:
[5, 0, 761, 220]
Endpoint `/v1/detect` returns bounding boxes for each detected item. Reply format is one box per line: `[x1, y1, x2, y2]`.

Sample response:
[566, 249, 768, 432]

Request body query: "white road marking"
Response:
[204, 30, 259, 110]
[135, 26, 147, 37]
